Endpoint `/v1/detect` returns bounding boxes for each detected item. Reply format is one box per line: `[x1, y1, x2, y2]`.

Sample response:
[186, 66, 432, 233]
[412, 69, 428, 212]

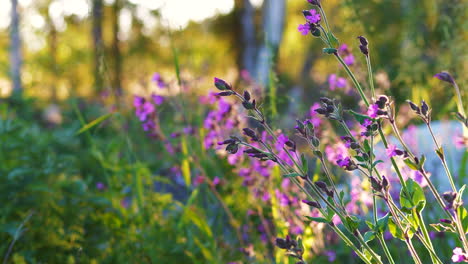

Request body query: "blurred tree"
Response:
[236, 0, 257, 76]
[10, 0, 22, 95]
[255, 0, 285, 86]
[112, 0, 123, 96]
[92, 0, 104, 92]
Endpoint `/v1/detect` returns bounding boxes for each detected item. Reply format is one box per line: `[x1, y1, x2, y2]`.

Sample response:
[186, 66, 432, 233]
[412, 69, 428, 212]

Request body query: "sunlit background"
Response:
[1, 0, 466, 109]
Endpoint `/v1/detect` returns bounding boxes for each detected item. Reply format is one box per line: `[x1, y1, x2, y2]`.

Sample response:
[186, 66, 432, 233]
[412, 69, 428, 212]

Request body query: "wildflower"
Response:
[362, 119, 373, 127]
[367, 104, 379, 118]
[96, 182, 106, 190]
[309, 102, 322, 127]
[212, 176, 220, 186]
[385, 144, 403, 157]
[142, 120, 155, 131]
[135, 101, 155, 121]
[152, 94, 164, 105]
[451, 248, 467, 263]
[328, 74, 347, 90]
[152, 73, 166, 88]
[434, 71, 455, 85]
[305, 9, 321, 23]
[344, 54, 355, 66]
[298, 23, 311, 35]
[324, 251, 337, 262]
[337, 156, 350, 167]
[133, 95, 145, 108]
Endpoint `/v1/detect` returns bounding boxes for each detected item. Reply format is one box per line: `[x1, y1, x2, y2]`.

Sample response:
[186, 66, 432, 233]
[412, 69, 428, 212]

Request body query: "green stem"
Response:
[377, 234, 396, 264]
[365, 53, 376, 99]
[334, 53, 370, 106]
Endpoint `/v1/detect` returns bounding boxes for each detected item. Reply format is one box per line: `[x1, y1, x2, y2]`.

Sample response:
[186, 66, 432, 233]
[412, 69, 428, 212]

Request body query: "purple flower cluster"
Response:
[297, 8, 321, 35]
[134, 94, 164, 133]
[152, 73, 166, 88]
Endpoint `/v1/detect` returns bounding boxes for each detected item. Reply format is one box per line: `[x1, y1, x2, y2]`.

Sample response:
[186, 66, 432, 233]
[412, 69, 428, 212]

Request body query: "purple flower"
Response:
[339, 44, 348, 52]
[434, 71, 455, 85]
[142, 120, 155, 131]
[344, 54, 355, 66]
[213, 176, 220, 186]
[305, 9, 321, 23]
[133, 95, 145, 108]
[96, 182, 106, 190]
[367, 104, 379, 118]
[336, 77, 347, 88]
[337, 156, 351, 167]
[152, 73, 166, 88]
[298, 23, 311, 35]
[152, 94, 164, 105]
[362, 119, 372, 127]
[386, 144, 399, 158]
[324, 250, 337, 262]
[135, 101, 155, 121]
[309, 103, 323, 127]
[452, 247, 467, 263]
[328, 74, 337, 90]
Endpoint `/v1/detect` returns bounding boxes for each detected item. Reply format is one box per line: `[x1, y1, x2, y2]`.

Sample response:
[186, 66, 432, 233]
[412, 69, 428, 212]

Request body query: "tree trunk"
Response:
[10, 0, 22, 95]
[239, 0, 256, 77]
[92, 0, 104, 92]
[112, 0, 123, 96]
[255, 0, 286, 87]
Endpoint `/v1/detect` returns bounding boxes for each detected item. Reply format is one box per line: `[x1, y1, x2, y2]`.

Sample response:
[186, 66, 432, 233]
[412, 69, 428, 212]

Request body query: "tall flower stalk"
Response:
[213, 0, 468, 263]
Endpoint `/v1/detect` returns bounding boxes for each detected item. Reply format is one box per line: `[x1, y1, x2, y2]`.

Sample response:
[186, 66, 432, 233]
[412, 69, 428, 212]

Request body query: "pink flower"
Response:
[385, 144, 402, 158]
[152, 73, 166, 88]
[362, 119, 372, 127]
[305, 9, 321, 23]
[367, 104, 379, 118]
[336, 77, 347, 88]
[344, 54, 355, 66]
[452, 247, 467, 263]
[298, 23, 310, 35]
[328, 74, 337, 90]
[213, 176, 220, 186]
[152, 94, 164, 105]
[337, 156, 351, 167]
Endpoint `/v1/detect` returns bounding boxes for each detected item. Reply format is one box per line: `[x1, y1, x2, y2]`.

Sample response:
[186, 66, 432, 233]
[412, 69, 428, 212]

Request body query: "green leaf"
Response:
[363, 231, 375, 243]
[400, 179, 426, 214]
[305, 216, 329, 224]
[76, 113, 114, 135]
[376, 213, 390, 233]
[345, 215, 360, 231]
[327, 32, 339, 48]
[458, 206, 468, 233]
[283, 172, 301, 178]
[301, 154, 308, 174]
[388, 217, 405, 241]
[323, 48, 337, 54]
[346, 109, 372, 124]
[403, 158, 419, 170]
[372, 160, 384, 167]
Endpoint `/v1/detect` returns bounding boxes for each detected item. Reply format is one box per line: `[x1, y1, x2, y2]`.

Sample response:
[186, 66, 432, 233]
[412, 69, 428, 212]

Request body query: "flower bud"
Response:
[357, 36, 369, 46]
[214, 77, 231, 90]
[243, 90, 251, 101]
[243, 128, 259, 141]
[421, 100, 429, 116]
[302, 199, 321, 208]
[315, 181, 327, 189]
[433, 71, 455, 85]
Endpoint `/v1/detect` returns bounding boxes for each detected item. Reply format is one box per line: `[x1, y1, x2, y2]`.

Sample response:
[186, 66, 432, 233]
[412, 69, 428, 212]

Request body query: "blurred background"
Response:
[0, 0, 467, 263]
[1, 0, 466, 106]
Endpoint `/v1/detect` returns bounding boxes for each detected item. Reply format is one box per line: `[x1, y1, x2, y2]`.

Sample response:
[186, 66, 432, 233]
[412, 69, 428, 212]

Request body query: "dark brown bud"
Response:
[285, 140, 296, 152]
[407, 100, 420, 112]
[357, 36, 369, 46]
[359, 45, 369, 56]
[370, 176, 382, 192]
[302, 199, 321, 208]
[243, 90, 251, 101]
[226, 143, 239, 154]
[217, 91, 234, 96]
[421, 100, 429, 116]
[315, 181, 327, 190]
[243, 128, 259, 141]
[275, 238, 291, 249]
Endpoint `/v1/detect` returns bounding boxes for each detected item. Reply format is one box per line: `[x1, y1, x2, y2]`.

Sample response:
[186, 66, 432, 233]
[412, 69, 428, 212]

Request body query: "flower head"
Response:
[305, 9, 321, 23]
[452, 247, 467, 263]
[385, 144, 403, 157]
[344, 54, 355, 66]
[298, 23, 311, 35]
[434, 71, 455, 85]
[152, 94, 164, 105]
[152, 73, 166, 88]
[367, 104, 379, 118]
